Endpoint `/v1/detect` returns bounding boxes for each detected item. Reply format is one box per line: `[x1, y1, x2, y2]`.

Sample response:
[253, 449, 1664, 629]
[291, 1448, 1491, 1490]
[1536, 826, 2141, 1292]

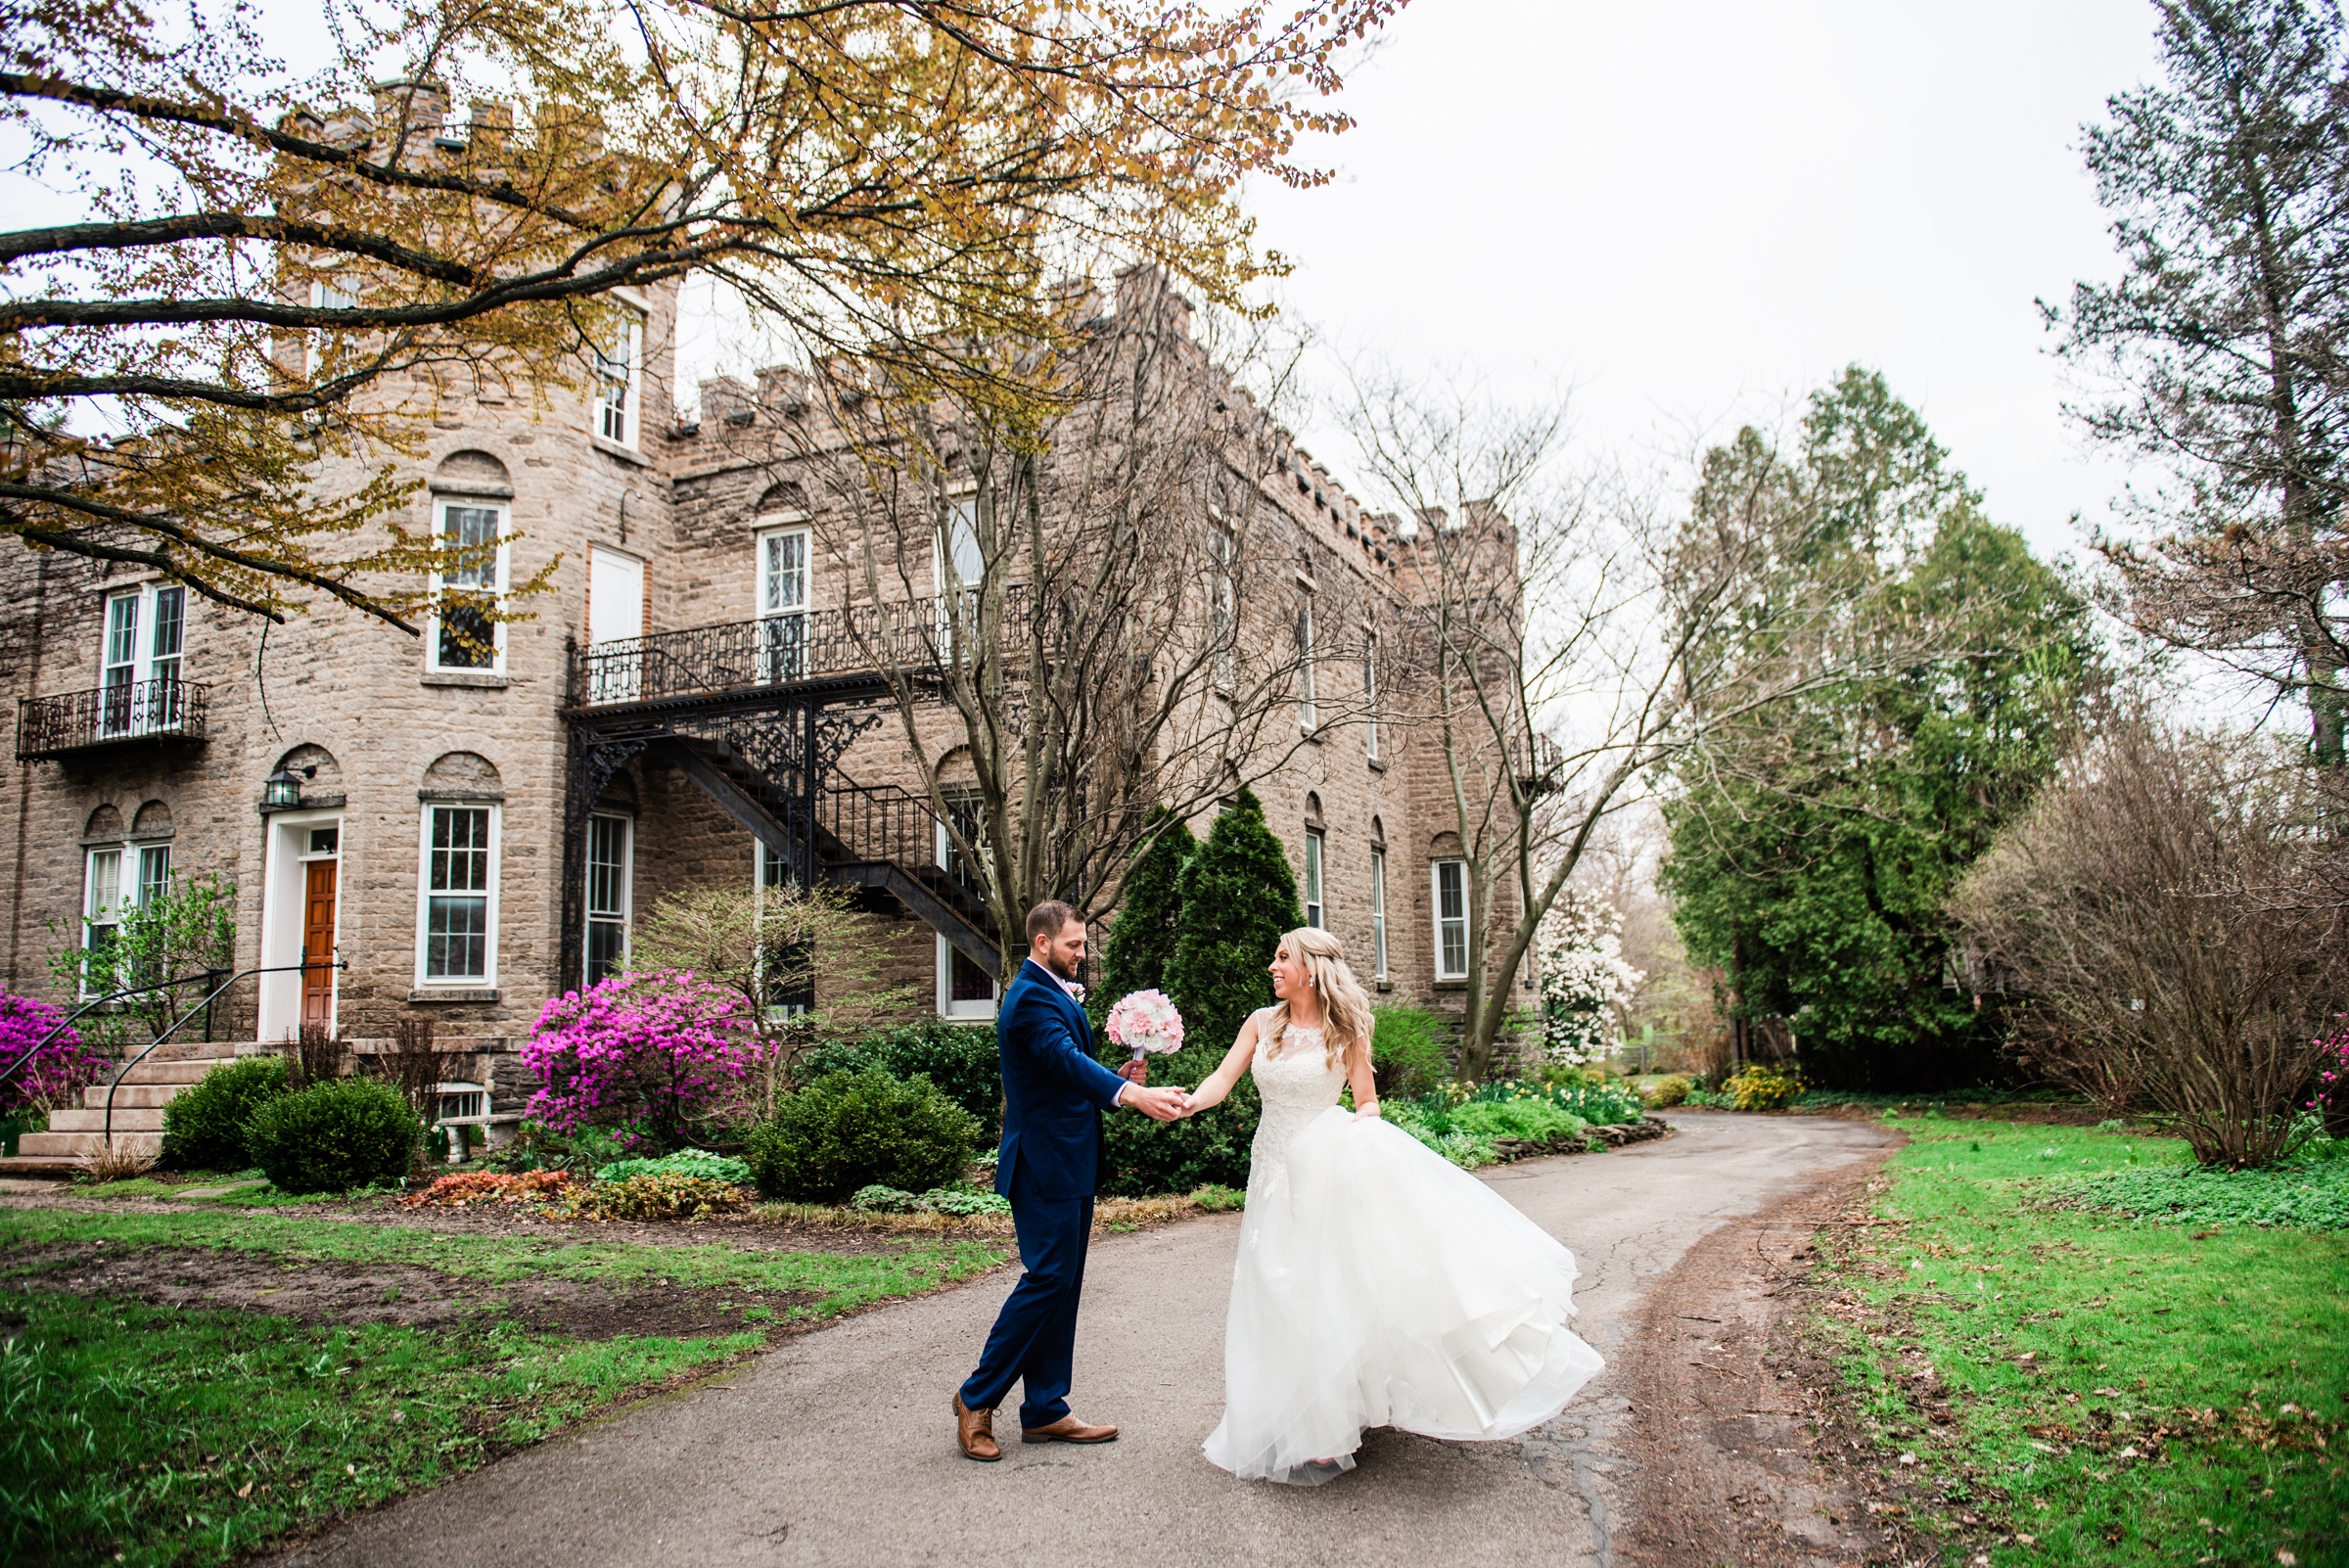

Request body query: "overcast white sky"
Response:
[1214, 0, 2169, 565]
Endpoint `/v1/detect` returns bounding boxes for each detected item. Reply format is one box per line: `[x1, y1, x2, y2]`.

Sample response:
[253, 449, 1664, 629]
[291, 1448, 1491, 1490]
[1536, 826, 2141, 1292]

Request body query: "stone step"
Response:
[81, 1083, 187, 1110]
[0, 1154, 86, 1176]
[113, 1059, 241, 1085]
[17, 1130, 161, 1157]
[48, 1107, 164, 1132]
[109, 1039, 252, 1064]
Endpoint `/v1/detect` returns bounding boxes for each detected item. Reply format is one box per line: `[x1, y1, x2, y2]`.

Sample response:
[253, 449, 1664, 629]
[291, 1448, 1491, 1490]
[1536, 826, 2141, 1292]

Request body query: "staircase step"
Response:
[17, 1130, 161, 1158]
[81, 1084, 186, 1110]
[48, 1108, 165, 1132]
[115, 1039, 251, 1063]
[114, 1059, 240, 1085]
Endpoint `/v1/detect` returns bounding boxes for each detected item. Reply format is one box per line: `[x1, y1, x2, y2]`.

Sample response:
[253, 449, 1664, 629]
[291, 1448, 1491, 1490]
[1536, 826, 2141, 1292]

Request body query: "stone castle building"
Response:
[0, 266, 1532, 1156]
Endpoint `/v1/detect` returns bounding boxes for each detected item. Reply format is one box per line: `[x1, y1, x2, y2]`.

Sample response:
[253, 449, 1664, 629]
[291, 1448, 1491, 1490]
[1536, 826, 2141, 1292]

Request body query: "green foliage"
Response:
[244, 1077, 418, 1195]
[2048, 1153, 2349, 1231]
[1814, 1115, 2347, 1564]
[1448, 1098, 1589, 1143]
[47, 868, 237, 1047]
[159, 1056, 288, 1171]
[850, 1182, 1011, 1218]
[1368, 1004, 1449, 1099]
[1724, 1063, 1805, 1111]
[744, 1069, 982, 1203]
[1102, 806, 1196, 999]
[593, 1148, 754, 1187]
[1662, 369, 2099, 1090]
[1166, 788, 1303, 1055]
[1643, 1073, 1692, 1108]
[563, 1173, 749, 1221]
[1191, 1182, 1245, 1212]
[796, 1019, 1003, 1135]
[1096, 1037, 1260, 1195]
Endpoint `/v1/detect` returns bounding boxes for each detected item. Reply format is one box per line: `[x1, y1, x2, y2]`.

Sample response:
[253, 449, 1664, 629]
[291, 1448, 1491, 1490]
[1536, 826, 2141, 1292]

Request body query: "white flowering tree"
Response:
[1534, 891, 1644, 1067]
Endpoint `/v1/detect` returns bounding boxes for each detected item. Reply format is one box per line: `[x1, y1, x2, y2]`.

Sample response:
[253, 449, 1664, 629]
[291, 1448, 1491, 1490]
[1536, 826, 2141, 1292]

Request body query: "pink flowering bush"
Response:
[0, 992, 111, 1116]
[2312, 1016, 2349, 1137]
[523, 971, 759, 1151]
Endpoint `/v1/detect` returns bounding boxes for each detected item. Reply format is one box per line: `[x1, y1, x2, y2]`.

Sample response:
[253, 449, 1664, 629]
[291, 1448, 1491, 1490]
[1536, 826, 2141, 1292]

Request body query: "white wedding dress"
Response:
[1202, 1011, 1605, 1485]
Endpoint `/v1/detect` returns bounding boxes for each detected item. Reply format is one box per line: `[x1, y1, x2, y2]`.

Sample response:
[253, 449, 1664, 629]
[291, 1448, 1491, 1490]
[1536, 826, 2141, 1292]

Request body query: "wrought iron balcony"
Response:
[569, 590, 1029, 711]
[16, 678, 209, 761]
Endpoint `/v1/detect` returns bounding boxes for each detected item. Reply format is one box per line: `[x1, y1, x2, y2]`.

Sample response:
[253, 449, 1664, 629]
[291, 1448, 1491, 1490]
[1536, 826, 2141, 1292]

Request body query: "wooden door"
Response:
[301, 860, 338, 1031]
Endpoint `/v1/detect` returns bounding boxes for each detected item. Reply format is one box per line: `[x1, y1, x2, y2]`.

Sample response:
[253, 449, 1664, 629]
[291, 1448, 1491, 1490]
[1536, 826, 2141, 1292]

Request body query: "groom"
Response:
[954, 900, 1186, 1461]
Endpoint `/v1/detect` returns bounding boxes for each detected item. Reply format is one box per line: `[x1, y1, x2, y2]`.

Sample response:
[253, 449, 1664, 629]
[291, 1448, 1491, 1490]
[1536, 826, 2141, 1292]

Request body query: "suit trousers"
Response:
[959, 1167, 1093, 1429]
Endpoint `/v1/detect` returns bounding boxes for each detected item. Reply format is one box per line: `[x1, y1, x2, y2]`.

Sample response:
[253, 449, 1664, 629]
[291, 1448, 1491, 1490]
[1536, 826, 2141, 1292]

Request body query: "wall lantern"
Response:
[260, 766, 312, 809]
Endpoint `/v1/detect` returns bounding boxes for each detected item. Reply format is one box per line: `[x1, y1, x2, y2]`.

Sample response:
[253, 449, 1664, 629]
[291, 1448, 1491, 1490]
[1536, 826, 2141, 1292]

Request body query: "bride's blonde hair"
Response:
[1266, 927, 1376, 1071]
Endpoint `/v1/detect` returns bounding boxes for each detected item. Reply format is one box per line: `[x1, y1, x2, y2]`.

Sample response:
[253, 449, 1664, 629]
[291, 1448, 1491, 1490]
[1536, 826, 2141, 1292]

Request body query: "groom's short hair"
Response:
[1026, 899, 1082, 946]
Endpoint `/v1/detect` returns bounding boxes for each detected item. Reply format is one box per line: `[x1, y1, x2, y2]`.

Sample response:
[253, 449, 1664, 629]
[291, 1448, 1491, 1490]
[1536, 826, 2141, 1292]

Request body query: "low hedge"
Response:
[159, 1055, 288, 1171]
[745, 1068, 982, 1203]
[245, 1076, 417, 1194]
[796, 1020, 1004, 1135]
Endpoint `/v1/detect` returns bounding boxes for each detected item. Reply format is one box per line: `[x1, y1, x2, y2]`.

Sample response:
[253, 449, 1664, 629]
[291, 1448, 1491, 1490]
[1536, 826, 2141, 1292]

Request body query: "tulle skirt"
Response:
[1202, 1108, 1605, 1486]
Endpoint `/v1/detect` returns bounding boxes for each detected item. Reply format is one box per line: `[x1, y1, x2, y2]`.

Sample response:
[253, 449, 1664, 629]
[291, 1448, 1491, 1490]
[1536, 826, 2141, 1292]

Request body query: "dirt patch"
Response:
[2, 1242, 813, 1340]
[1614, 1130, 1911, 1567]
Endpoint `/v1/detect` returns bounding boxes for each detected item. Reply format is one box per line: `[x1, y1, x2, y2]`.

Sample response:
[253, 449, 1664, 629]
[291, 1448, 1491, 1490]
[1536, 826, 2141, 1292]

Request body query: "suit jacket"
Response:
[994, 956, 1128, 1201]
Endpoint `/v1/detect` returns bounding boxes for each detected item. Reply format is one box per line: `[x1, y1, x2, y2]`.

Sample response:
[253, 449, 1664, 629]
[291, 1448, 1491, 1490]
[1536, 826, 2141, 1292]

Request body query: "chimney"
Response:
[371, 79, 448, 149]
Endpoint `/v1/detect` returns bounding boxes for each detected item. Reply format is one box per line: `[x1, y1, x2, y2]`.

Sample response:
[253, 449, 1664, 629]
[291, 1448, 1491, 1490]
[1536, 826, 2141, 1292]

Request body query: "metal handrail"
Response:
[0, 966, 227, 1098]
[99, 959, 345, 1147]
[16, 677, 209, 759]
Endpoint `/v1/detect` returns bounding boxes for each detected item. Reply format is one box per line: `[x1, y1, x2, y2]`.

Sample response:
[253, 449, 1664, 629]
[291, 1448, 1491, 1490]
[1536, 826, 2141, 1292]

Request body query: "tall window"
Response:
[305, 279, 355, 378]
[595, 311, 643, 446]
[1209, 525, 1235, 689]
[431, 500, 505, 671]
[1304, 829, 1325, 929]
[1297, 597, 1317, 730]
[79, 842, 167, 995]
[1433, 858, 1469, 980]
[585, 812, 632, 987]
[1361, 628, 1379, 760]
[937, 795, 996, 1019]
[1370, 847, 1388, 980]
[99, 583, 189, 734]
[759, 528, 809, 682]
[420, 805, 496, 983]
[937, 498, 984, 645]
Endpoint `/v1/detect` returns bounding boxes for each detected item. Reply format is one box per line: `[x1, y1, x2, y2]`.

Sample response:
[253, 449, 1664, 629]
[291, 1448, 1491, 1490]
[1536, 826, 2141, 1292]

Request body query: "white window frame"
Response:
[936, 794, 997, 1021]
[80, 846, 125, 997]
[1370, 847, 1388, 980]
[1297, 596, 1317, 731]
[584, 810, 633, 988]
[98, 581, 189, 736]
[413, 802, 501, 989]
[1361, 626, 1379, 761]
[426, 496, 509, 673]
[1304, 828, 1325, 929]
[305, 279, 356, 379]
[757, 524, 811, 683]
[1432, 857, 1470, 981]
[594, 308, 644, 448]
[937, 495, 983, 644]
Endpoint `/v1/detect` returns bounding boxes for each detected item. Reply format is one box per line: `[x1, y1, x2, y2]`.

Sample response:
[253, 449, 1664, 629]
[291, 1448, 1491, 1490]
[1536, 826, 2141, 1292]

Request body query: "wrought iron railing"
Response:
[819, 779, 996, 935]
[16, 678, 209, 760]
[572, 590, 1029, 708]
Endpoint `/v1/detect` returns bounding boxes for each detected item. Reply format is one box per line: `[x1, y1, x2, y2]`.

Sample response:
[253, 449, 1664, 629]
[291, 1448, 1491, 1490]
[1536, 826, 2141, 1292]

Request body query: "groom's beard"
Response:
[1039, 950, 1078, 981]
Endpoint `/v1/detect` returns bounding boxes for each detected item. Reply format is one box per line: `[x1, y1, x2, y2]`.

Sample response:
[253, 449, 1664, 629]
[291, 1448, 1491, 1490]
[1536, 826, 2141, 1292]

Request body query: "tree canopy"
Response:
[1661, 370, 2100, 1089]
[0, 0, 1399, 627]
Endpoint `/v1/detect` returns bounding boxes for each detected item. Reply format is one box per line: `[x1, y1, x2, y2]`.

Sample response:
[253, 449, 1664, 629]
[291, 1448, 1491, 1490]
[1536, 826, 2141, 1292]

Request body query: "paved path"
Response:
[275, 1113, 1894, 1568]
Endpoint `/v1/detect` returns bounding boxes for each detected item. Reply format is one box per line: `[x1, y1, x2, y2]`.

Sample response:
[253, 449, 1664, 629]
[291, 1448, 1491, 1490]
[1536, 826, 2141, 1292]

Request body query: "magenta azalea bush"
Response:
[2312, 1016, 2348, 1137]
[0, 992, 110, 1116]
[523, 971, 758, 1150]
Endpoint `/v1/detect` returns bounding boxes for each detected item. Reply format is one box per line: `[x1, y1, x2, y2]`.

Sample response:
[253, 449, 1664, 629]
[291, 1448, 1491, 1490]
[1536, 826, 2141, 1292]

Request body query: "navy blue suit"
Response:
[959, 957, 1129, 1428]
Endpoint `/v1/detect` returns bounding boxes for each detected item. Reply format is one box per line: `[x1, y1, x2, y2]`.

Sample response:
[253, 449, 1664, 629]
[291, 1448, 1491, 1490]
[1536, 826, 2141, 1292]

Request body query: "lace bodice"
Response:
[1246, 1009, 1348, 1194]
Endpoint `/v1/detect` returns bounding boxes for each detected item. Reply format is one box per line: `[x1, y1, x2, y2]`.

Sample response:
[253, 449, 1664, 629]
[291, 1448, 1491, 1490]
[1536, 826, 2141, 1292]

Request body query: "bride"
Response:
[1175, 926, 1604, 1485]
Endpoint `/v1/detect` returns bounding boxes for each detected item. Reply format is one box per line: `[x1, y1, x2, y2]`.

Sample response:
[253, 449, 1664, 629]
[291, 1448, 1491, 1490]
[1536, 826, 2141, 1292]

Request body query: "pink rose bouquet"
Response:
[1106, 989, 1185, 1062]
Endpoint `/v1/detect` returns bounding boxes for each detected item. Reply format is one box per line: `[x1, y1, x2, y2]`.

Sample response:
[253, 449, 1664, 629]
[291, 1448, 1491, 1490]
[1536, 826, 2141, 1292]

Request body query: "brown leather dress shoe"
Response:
[955, 1394, 1001, 1461]
[1021, 1413, 1119, 1445]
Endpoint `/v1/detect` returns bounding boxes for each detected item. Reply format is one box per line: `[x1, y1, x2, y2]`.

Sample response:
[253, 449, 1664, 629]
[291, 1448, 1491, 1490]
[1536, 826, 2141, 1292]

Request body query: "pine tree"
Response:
[1166, 789, 1305, 1054]
[1101, 807, 1196, 1000]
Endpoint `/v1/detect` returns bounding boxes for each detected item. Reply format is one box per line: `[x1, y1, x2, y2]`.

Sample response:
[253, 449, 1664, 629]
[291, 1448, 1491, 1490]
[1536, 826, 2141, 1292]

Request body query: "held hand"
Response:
[1125, 1084, 1187, 1123]
[1116, 1058, 1148, 1086]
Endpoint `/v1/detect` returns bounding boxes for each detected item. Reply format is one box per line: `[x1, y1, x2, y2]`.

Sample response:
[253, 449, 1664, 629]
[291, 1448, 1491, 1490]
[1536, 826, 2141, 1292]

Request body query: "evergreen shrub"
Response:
[744, 1069, 982, 1202]
[245, 1076, 417, 1194]
[1370, 1005, 1449, 1099]
[159, 1055, 288, 1171]
[797, 1019, 1004, 1135]
[1101, 807, 1195, 999]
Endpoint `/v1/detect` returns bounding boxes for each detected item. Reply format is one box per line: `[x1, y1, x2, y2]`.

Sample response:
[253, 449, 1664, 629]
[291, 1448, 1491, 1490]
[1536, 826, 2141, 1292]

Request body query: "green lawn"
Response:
[0, 1204, 1009, 1567]
[1812, 1116, 2347, 1567]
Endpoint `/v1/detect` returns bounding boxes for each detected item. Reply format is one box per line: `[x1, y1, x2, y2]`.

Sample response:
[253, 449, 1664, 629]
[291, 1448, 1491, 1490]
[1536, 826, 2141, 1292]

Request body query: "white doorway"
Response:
[257, 809, 345, 1042]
